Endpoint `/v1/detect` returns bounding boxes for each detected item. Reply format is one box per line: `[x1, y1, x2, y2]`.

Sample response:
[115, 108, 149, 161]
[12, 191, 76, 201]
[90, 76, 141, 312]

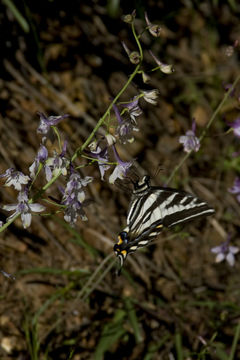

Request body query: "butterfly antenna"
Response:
[153, 164, 165, 179]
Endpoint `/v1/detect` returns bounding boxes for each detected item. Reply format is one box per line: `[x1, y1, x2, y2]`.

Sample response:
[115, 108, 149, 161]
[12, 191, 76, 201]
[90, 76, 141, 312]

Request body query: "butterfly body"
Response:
[114, 175, 215, 268]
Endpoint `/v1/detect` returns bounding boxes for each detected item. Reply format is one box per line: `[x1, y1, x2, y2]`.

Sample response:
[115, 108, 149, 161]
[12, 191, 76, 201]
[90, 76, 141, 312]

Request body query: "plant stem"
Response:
[72, 63, 141, 162]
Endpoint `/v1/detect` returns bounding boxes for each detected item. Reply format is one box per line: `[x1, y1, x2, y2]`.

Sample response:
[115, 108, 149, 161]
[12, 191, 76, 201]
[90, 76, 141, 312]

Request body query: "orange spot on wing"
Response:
[121, 250, 127, 257]
[117, 235, 123, 245]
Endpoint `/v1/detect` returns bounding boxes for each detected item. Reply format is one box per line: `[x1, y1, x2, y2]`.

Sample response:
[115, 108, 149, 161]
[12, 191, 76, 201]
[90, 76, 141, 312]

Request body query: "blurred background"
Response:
[0, 0, 240, 359]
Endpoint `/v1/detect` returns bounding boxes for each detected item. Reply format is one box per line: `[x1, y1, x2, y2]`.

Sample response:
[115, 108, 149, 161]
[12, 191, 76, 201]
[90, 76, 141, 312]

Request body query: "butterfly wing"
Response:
[114, 176, 215, 269]
[124, 186, 214, 252]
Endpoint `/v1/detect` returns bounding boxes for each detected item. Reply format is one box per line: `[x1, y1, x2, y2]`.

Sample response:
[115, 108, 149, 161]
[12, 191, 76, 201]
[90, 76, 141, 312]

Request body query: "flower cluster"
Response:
[0, 113, 91, 229]
[61, 170, 93, 225]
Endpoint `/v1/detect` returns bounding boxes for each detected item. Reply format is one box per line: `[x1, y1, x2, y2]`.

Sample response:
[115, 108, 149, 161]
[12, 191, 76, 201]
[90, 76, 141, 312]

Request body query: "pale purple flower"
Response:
[109, 145, 132, 184]
[179, 120, 200, 153]
[0, 168, 30, 191]
[37, 112, 69, 135]
[61, 171, 92, 225]
[228, 117, 240, 138]
[3, 191, 45, 229]
[113, 104, 139, 144]
[45, 142, 69, 181]
[85, 144, 110, 180]
[228, 177, 240, 203]
[0, 221, 3, 227]
[211, 240, 239, 266]
[29, 144, 48, 178]
[121, 96, 142, 122]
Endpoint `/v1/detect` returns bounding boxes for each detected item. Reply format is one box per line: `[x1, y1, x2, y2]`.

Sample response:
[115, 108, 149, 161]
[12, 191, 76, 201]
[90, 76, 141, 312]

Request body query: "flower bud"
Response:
[142, 72, 151, 83]
[145, 12, 161, 37]
[129, 51, 140, 64]
[149, 50, 174, 74]
[122, 42, 140, 64]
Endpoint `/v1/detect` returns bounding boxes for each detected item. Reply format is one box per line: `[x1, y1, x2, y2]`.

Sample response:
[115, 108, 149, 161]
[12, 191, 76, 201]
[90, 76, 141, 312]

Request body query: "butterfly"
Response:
[114, 175, 215, 269]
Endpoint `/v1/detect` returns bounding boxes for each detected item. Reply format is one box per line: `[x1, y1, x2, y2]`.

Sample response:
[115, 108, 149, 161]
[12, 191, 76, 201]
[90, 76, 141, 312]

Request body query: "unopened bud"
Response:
[129, 51, 140, 64]
[123, 9, 136, 23]
[122, 41, 140, 64]
[123, 14, 134, 23]
[145, 12, 161, 37]
[149, 50, 174, 74]
[142, 72, 151, 83]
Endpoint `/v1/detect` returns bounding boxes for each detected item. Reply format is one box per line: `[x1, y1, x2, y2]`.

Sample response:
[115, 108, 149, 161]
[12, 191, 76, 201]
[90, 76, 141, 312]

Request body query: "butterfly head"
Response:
[114, 231, 129, 270]
[134, 175, 151, 191]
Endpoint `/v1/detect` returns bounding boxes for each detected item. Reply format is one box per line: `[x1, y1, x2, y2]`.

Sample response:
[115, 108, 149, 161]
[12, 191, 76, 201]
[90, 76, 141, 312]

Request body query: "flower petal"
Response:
[29, 204, 46, 212]
[226, 253, 235, 266]
[215, 253, 225, 263]
[21, 213, 32, 228]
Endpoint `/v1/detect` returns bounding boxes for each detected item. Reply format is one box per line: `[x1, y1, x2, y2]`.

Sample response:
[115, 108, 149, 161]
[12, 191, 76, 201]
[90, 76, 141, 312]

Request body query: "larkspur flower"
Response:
[144, 12, 161, 37]
[211, 239, 239, 266]
[228, 117, 240, 138]
[141, 89, 159, 105]
[37, 112, 69, 135]
[109, 145, 132, 184]
[29, 144, 48, 178]
[44, 142, 69, 181]
[0, 168, 30, 191]
[149, 50, 174, 74]
[113, 104, 139, 144]
[121, 41, 140, 64]
[85, 143, 110, 180]
[228, 177, 240, 203]
[2, 190, 45, 229]
[179, 119, 200, 153]
[121, 96, 142, 122]
[61, 171, 93, 225]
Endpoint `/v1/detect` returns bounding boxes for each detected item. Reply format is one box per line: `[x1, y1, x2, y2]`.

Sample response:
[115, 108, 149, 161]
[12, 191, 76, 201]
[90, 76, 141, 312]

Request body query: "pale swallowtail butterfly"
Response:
[114, 175, 215, 269]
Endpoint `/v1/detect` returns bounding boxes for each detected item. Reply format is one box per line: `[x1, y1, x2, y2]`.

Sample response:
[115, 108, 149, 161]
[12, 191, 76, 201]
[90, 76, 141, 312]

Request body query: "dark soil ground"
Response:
[0, 1, 240, 359]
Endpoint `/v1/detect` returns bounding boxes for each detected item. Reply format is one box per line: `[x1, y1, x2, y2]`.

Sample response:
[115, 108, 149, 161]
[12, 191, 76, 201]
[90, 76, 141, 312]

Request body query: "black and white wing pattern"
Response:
[114, 175, 215, 268]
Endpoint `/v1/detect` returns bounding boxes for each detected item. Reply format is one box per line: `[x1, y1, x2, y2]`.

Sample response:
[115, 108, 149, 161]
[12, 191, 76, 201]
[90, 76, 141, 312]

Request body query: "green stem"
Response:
[71, 64, 141, 161]
[166, 73, 240, 185]
[0, 212, 20, 233]
[229, 321, 240, 360]
[72, 20, 143, 161]
[132, 21, 143, 59]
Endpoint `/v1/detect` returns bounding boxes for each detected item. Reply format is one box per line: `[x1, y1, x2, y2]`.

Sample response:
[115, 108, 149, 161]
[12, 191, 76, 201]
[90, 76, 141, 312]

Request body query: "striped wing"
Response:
[125, 187, 214, 247]
[114, 175, 215, 271]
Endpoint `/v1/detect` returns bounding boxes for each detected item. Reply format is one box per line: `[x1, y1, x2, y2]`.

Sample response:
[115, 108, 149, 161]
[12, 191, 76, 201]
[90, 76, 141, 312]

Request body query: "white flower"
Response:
[142, 89, 159, 105]
[0, 168, 30, 191]
[109, 145, 132, 184]
[3, 191, 45, 229]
